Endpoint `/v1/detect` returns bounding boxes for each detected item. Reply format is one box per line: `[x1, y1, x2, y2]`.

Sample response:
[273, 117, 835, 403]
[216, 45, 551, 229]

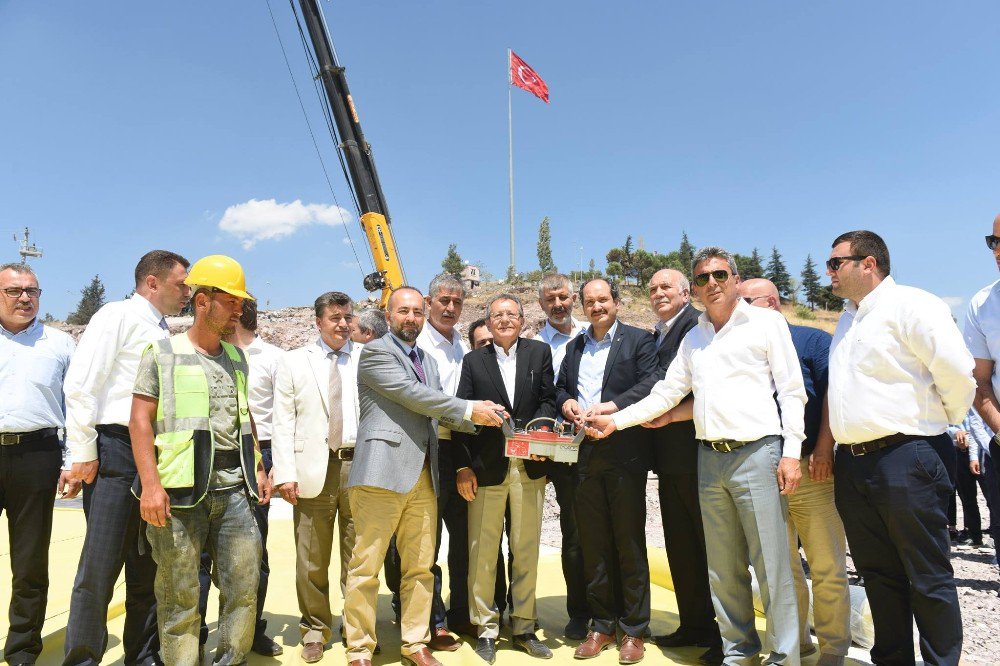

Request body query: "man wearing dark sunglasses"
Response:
[826, 230, 973, 666]
[586, 247, 807, 666]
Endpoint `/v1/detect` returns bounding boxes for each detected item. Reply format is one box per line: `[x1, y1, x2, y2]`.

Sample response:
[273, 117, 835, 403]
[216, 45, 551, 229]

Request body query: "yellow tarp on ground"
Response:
[1, 507, 861, 665]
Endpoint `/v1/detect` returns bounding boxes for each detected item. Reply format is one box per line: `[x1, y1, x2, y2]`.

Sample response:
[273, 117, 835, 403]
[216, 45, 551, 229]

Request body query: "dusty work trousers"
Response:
[699, 436, 799, 666]
[344, 466, 436, 661]
[786, 457, 851, 658]
[293, 454, 355, 644]
[467, 458, 546, 639]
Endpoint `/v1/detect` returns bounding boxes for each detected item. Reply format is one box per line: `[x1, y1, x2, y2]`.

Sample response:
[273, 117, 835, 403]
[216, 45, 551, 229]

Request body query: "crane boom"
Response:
[297, 0, 405, 307]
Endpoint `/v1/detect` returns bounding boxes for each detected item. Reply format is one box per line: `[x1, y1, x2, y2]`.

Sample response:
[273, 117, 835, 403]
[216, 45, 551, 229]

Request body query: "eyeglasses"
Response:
[825, 255, 865, 272]
[742, 295, 766, 304]
[692, 270, 731, 287]
[489, 311, 522, 322]
[986, 236, 1000, 251]
[1, 287, 41, 298]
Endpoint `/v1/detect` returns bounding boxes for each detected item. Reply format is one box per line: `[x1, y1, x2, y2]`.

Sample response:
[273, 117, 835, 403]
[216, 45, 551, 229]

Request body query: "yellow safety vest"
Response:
[134, 333, 259, 508]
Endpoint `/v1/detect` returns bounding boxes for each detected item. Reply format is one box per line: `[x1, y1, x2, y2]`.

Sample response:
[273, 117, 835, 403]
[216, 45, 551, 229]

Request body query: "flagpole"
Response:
[507, 48, 516, 275]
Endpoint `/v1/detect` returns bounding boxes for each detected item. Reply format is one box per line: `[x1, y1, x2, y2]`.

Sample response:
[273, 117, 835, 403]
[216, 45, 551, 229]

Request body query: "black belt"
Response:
[844, 433, 917, 456]
[258, 439, 271, 450]
[331, 447, 354, 461]
[97, 424, 131, 438]
[0, 427, 58, 446]
[697, 438, 751, 453]
[214, 449, 243, 470]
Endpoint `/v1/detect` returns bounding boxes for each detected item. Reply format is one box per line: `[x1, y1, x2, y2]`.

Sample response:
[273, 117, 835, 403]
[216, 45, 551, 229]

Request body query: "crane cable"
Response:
[264, 0, 368, 279]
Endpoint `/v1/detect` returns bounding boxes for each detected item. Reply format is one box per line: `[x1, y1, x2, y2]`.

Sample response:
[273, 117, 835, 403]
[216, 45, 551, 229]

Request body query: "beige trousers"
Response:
[467, 458, 546, 639]
[344, 466, 437, 660]
[293, 456, 355, 644]
[787, 457, 852, 657]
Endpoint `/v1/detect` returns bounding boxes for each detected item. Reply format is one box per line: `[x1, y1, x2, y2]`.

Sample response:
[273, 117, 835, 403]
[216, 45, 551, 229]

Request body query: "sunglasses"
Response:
[825, 255, 865, 271]
[986, 236, 1000, 251]
[742, 295, 766, 304]
[693, 270, 732, 287]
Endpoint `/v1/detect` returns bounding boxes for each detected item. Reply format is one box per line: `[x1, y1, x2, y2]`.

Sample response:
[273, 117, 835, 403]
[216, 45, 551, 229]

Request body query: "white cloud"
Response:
[940, 296, 964, 308]
[218, 198, 354, 249]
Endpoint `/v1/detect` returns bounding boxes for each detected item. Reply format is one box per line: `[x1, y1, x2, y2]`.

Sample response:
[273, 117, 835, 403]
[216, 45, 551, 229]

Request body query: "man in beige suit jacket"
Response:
[273, 291, 363, 663]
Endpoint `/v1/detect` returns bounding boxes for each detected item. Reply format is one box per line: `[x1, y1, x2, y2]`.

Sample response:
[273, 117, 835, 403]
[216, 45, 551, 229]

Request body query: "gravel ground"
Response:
[539, 475, 1000, 665]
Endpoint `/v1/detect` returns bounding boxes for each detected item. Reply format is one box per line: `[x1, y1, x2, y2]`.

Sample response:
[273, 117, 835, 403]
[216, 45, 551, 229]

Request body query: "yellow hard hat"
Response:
[184, 255, 254, 301]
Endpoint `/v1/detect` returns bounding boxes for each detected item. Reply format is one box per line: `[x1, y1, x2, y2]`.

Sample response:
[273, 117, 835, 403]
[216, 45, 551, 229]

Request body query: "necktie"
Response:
[409, 349, 426, 384]
[159, 317, 170, 332]
[328, 350, 343, 451]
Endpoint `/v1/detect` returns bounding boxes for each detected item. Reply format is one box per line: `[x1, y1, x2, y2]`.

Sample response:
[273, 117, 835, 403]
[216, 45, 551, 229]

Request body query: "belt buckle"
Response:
[0, 433, 20, 445]
[849, 443, 867, 456]
[717, 441, 733, 453]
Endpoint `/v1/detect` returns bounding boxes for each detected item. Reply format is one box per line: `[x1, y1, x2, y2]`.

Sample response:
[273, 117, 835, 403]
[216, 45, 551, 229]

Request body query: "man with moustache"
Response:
[587, 268, 721, 660]
[558, 278, 658, 663]
[130, 255, 271, 665]
[352, 308, 388, 344]
[0, 263, 77, 665]
[827, 231, 973, 665]
[64, 250, 190, 666]
[587, 248, 806, 665]
[454, 294, 556, 663]
[532, 273, 590, 639]
[342, 286, 505, 666]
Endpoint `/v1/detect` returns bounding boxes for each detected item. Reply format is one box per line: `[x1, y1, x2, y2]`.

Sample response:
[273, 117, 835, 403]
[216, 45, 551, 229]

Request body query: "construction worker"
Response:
[129, 255, 272, 665]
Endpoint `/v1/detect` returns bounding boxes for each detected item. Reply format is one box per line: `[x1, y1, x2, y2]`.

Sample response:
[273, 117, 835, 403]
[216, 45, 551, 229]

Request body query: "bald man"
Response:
[589, 269, 721, 659]
[738, 279, 849, 666]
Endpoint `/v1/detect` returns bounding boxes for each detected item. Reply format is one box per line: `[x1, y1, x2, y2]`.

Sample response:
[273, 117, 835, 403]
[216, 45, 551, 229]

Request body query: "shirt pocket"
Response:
[154, 430, 195, 488]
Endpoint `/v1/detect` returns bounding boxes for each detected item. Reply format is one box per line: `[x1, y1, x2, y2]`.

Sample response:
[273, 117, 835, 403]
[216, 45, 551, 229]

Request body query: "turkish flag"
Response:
[510, 51, 549, 104]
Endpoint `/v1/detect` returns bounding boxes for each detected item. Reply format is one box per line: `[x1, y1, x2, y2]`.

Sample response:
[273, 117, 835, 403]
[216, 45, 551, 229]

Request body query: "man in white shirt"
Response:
[0, 263, 77, 664]
[967, 214, 1000, 488]
[825, 230, 973, 666]
[273, 291, 360, 662]
[529, 273, 590, 639]
[587, 247, 806, 666]
[196, 298, 285, 657]
[63, 250, 191, 666]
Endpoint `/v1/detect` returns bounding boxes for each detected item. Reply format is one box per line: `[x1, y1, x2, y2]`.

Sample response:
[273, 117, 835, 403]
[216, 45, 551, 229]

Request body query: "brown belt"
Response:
[331, 447, 354, 461]
[697, 438, 750, 453]
[843, 433, 917, 456]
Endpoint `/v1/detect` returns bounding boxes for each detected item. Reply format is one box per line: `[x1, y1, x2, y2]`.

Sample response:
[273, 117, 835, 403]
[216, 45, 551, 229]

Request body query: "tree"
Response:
[441, 244, 464, 277]
[68, 274, 106, 325]
[800, 255, 823, 310]
[765, 246, 792, 300]
[536, 216, 556, 273]
[678, 231, 695, 274]
[817, 285, 844, 311]
[733, 247, 764, 279]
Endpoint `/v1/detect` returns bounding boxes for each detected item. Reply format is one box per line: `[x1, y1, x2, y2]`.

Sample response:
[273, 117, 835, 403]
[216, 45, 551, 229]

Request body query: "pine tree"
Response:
[536, 216, 556, 273]
[800, 255, 823, 310]
[441, 244, 464, 278]
[68, 274, 106, 325]
[746, 248, 764, 278]
[678, 231, 695, 274]
[765, 246, 792, 300]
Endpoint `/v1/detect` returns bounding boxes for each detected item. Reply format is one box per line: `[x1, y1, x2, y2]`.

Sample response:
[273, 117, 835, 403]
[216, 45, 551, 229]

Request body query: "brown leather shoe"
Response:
[348, 661, 372, 666]
[574, 631, 616, 659]
[619, 636, 645, 664]
[301, 641, 324, 663]
[401, 647, 444, 666]
[427, 627, 461, 652]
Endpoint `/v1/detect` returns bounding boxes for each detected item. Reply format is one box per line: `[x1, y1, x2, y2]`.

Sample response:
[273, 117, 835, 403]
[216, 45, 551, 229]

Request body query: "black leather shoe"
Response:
[475, 637, 497, 664]
[565, 617, 590, 640]
[654, 629, 715, 648]
[251, 633, 284, 656]
[513, 633, 553, 659]
[698, 645, 725, 666]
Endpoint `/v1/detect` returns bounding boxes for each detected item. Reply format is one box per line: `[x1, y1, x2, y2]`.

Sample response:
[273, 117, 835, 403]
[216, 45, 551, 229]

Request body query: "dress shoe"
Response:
[654, 629, 715, 648]
[574, 631, 616, 659]
[450, 620, 479, 639]
[301, 641, 324, 663]
[251, 633, 284, 656]
[619, 636, 645, 664]
[816, 655, 846, 666]
[565, 617, 590, 640]
[475, 637, 497, 664]
[427, 627, 461, 652]
[348, 660, 372, 666]
[697, 645, 724, 666]
[401, 647, 443, 666]
[801, 641, 818, 657]
[513, 633, 553, 659]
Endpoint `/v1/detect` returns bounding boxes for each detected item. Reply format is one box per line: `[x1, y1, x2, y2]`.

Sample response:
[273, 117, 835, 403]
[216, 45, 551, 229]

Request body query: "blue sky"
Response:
[2, 1, 998, 319]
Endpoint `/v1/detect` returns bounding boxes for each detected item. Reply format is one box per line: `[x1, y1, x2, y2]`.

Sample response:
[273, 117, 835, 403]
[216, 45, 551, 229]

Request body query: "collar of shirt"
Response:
[539, 318, 585, 343]
[389, 332, 417, 355]
[0, 318, 41, 340]
[847, 275, 895, 318]
[421, 322, 463, 349]
[493, 340, 518, 360]
[655, 305, 689, 338]
[585, 319, 619, 345]
[697, 298, 748, 335]
[129, 292, 167, 326]
[318, 337, 352, 357]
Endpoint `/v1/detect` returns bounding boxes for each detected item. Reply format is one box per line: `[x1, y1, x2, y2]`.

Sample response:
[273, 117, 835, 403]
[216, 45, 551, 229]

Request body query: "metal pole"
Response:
[507, 48, 515, 274]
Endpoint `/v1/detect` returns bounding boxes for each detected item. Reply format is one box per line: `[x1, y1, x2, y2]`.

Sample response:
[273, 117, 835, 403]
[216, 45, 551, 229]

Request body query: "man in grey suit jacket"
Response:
[342, 286, 505, 666]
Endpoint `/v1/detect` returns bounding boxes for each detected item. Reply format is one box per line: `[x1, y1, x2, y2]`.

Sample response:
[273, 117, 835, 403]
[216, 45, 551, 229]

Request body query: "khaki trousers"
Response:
[467, 458, 546, 639]
[293, 456, 355, 644]
[787, 457, 851, 657]
[344, 466, 437, 660]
